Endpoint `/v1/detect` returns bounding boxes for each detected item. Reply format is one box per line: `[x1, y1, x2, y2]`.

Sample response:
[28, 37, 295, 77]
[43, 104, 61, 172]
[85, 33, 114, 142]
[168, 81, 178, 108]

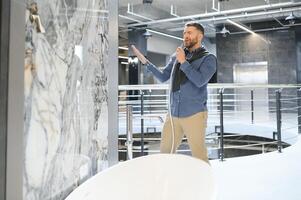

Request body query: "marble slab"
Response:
[24, 0, 109, 199]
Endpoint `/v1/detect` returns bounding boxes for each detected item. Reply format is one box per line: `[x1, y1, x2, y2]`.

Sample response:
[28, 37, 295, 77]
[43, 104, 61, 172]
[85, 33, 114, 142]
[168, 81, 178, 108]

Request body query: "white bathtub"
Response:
[66, 154, 216, 200]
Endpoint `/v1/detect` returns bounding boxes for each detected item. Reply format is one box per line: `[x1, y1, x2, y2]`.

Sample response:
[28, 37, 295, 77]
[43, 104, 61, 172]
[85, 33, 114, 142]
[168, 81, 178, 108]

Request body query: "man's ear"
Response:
[199, 33, 203, 41]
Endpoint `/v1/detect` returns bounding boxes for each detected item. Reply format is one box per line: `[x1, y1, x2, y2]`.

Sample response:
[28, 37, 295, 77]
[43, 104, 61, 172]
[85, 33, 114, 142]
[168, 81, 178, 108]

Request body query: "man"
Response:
[132, 22, 217, 163]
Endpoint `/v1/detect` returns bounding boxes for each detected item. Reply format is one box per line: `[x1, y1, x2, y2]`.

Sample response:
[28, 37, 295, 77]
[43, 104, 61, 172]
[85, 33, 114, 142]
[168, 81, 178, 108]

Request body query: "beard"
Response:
[184, 37, 198, 49]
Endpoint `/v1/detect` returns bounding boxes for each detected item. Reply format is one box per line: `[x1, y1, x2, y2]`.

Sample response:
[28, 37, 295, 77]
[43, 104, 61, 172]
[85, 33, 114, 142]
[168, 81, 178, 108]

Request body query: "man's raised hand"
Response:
[131, 45, 148, 65]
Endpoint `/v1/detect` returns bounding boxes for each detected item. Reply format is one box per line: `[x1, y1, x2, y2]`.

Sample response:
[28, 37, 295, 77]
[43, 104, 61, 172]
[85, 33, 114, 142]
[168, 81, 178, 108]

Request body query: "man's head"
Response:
[183, 22, 204, 51]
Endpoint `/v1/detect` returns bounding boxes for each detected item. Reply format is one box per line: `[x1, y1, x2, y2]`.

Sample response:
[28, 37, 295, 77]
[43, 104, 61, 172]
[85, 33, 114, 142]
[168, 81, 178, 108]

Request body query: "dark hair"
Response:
[185, 22, 204, 34]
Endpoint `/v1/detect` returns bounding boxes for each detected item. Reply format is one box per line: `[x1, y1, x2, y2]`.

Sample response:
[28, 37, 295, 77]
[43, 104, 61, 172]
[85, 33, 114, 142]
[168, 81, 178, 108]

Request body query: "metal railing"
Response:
[118, 84, 301, 161]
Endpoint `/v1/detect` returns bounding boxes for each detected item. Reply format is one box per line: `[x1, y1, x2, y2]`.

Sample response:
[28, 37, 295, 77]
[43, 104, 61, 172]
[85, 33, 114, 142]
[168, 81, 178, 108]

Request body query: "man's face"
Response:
[183, 26, 203, 49]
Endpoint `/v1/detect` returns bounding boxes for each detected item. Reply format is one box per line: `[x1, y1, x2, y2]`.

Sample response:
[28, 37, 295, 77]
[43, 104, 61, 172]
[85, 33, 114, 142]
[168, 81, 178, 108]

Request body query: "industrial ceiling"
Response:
[119, 0, 301, 45]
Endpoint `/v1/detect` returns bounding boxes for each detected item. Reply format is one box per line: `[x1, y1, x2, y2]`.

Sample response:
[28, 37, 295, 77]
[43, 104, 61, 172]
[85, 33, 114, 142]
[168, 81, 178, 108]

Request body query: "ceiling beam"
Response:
[124, 1, 301, 28]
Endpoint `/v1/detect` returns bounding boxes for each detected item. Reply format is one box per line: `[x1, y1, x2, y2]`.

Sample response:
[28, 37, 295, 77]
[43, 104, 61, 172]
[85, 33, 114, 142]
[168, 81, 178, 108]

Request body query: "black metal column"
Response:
[219, 88, 225, 161]
[297, 88, 301, 134]
[296, 28, 301, 134]
[251, 90, 254, 124]
[140, 90, 144, 156]
[276, 89, 282, 153]
[0, 0, 10, 199]
[128, 29, 147, 85]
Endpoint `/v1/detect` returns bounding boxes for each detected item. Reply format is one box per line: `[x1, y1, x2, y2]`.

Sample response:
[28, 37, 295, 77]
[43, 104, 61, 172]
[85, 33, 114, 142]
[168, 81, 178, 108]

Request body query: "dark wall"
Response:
[268, 30, 297, 84]
[118, 62, 128, 85]
[145, 52, 167, 84]
[296, 27, 301, 84]
[217, 29, 297, 84]
[0, 0, 10, 199]
[295, 27, 301, 133]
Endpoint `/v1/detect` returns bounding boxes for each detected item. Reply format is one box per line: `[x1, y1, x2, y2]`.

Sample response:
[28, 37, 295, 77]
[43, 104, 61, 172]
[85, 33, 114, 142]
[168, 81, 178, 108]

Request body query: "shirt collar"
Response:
[184, 46, 203, 56]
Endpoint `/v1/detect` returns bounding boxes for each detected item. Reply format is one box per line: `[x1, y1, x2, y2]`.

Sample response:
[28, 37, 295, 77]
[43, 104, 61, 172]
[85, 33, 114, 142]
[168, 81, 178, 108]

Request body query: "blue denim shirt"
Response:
[146, 51, 217, 118]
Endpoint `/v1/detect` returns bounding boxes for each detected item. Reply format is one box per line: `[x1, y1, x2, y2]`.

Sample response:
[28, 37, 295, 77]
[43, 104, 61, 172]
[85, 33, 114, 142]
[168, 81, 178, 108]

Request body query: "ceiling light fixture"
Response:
[143, 29, 152, 39]
[220, 25, 230, 37]
[128, 57, 139, 65]
[119, 46, 129, 50]
[146, 29, 183, 41]
[226, 19, 271, 44]
[285, 12, 296, 25]
[227, 19, 255, 34]
[118, 56, 128, 59]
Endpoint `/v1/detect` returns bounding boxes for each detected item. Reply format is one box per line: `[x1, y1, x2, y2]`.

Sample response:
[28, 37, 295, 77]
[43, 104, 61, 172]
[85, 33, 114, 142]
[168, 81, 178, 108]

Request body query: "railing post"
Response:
[126, 105, 133, 160]
[219, 88, 225, 161]
[297, 88, 301, 134]
[140, 90, 145, 156]
[251, 90, 254, 124]
[276, 89, 282, 153]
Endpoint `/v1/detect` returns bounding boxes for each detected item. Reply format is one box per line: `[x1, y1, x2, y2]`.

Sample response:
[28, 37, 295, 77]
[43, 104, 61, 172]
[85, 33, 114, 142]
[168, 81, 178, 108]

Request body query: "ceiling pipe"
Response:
[208, 7, 301, 24]
[120, 7, 301, 35]
[227, 19, 255, 34]
[166, 6, 301, 32]
[212, 0, 220, 12]
[119, 14, 143, 23]
[272, 16, 285, 26]
[121, 2, 301, 32]
[170, 4, 198, 21]
[200, 26, 290, 38]
[229, 26, 289, 35]
[118, 6, 301, 41]
[127, 3, 154, 21]
[127, 3, 133, 13]
[119, 14, 183, 41]
[126, 11, 153, 21]
[170, 5, 180, 17]
[226, 19, 270, 44]
[126, 2, 301, 28]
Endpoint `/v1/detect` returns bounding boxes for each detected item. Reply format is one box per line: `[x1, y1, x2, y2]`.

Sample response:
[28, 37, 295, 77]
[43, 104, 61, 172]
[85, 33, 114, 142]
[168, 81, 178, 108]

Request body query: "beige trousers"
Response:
[160, 111, 209, 163]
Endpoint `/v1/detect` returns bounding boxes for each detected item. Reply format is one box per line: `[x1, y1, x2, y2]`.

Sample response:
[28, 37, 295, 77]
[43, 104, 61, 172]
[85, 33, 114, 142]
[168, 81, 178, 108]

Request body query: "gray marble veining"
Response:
[24, 0, 109, 199]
